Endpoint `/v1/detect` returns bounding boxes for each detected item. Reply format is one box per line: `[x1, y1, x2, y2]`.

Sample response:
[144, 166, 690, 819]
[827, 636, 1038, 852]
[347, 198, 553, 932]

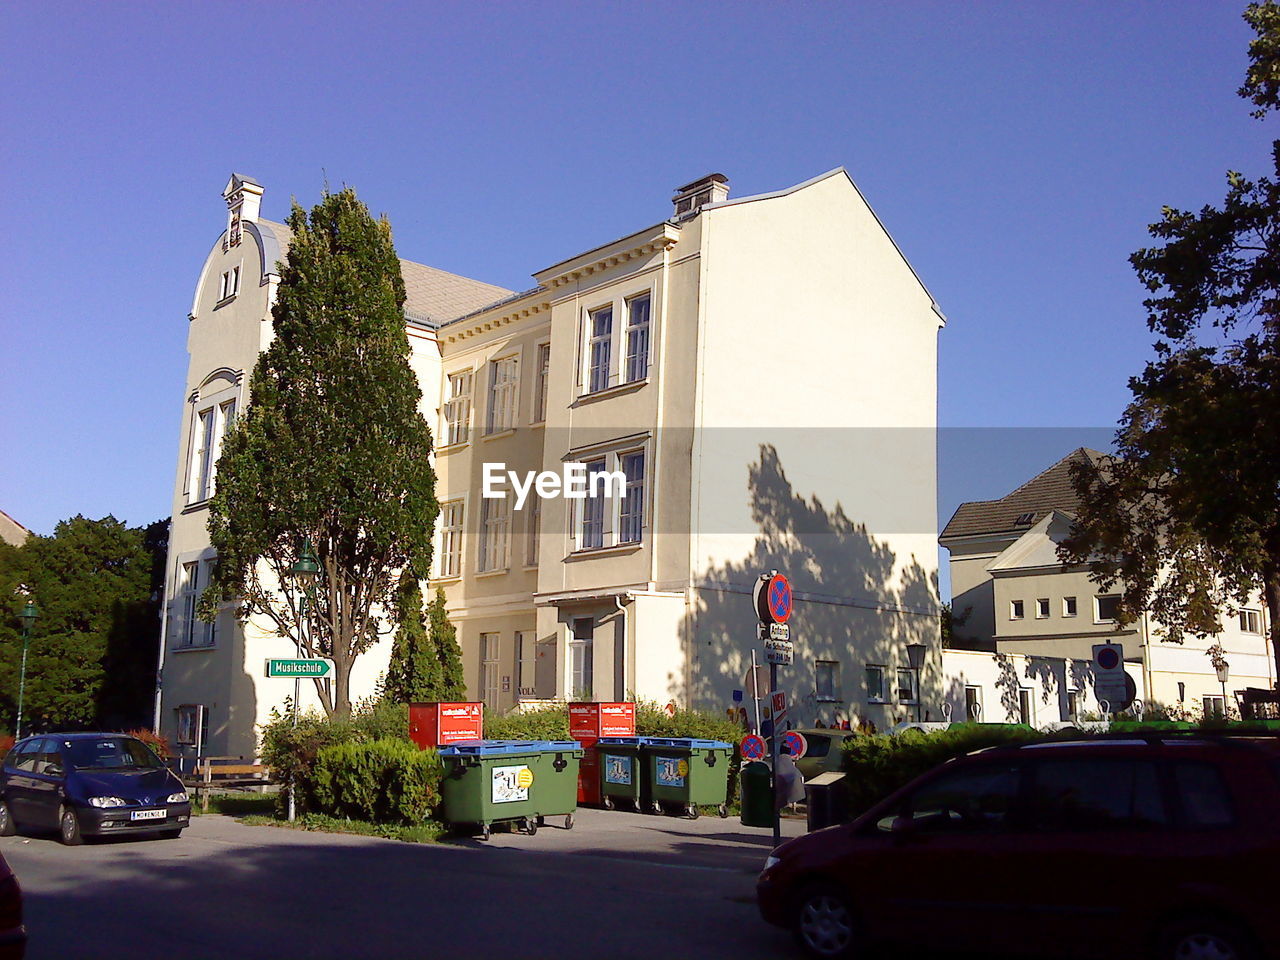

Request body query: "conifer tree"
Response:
[428, 589, 466, 700]
[384, 572, 441, 703]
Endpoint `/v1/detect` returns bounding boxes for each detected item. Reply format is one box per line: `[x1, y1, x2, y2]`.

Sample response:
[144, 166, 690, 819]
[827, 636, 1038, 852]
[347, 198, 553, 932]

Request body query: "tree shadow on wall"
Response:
[683, 445, 939, 727]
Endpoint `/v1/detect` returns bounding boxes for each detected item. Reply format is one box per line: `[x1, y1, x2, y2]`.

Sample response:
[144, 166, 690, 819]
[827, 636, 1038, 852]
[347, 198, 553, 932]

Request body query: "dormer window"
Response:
[219, 266, 240, 302]
[1013, 511, 1034, 526]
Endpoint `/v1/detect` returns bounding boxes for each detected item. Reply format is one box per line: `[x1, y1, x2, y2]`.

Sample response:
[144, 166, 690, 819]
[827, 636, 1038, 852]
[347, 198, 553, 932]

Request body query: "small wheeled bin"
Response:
[437, 739, 582, 840]
[641, 737, 733, 819]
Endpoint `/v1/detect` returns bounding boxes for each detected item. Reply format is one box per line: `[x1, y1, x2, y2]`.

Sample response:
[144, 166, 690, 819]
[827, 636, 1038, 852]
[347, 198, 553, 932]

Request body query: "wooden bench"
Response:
[186, 756, 270, 811]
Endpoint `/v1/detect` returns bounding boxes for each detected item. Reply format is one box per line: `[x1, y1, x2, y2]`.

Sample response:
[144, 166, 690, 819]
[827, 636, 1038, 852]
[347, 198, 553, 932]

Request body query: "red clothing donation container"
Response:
[409, 702, 484, 748]
[569, 702, 636, 805]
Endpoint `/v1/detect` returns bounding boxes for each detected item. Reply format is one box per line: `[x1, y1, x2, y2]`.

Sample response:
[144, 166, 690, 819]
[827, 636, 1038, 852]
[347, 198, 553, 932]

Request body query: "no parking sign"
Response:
[740, 734, 766, 761]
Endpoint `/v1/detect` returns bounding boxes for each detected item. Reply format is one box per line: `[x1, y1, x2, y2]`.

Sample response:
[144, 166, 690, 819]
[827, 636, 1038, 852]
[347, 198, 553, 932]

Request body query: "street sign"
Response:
[753, 572, 793, 624]
[764, 640, 794, 665]
[740, 734, 766, 760]
[1092, 643, 1131, 710]
[771, 691, 787, 717]
[743, 664, 769, 698]
[781, 730, 808, 759]
[265, 658, 333, 679]
[757, 622, 790, 641]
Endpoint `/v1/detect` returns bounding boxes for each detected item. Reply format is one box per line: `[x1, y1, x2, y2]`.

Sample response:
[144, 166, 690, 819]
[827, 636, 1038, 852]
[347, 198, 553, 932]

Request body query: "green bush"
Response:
[310, 738, 443, 823]
[842, 724, 1044, 818]
[483, 702, 571, 740]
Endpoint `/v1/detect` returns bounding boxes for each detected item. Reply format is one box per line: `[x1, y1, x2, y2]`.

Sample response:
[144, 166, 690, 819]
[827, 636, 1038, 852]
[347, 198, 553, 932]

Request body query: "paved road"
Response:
[1, 809, 806, 960]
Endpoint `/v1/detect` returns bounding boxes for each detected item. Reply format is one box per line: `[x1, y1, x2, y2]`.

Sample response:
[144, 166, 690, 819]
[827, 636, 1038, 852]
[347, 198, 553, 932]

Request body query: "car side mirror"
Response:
[890, 815, 918, 838]
[46, 764, 63, 778]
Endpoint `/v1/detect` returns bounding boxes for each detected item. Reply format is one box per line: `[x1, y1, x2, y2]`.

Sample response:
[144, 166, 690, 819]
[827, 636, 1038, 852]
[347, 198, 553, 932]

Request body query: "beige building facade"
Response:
[158, 169, 944, 758]
[941, 449, 1276, 719]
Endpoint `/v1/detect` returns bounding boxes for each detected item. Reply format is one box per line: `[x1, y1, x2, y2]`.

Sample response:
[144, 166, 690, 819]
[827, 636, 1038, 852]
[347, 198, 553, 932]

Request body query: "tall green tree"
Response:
[0, 516, 164, 731]
[206, 187, 437, 718]
[1061, 2, 1280, 687]
[384, 572, 441, 703]
[428, 589, 466, 700]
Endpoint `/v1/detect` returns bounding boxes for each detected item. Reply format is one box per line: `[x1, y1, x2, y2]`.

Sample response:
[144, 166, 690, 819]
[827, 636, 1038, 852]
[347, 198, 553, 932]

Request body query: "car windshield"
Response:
[63, 738, 163, 771]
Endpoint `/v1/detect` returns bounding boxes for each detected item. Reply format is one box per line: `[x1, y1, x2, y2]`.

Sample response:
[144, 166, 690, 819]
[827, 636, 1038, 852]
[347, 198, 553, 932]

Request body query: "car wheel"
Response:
[1158, 916, 1256, 960]
[59, 806, 84, 846]
[794, 883, 858, 959]
[0, 800, 15, 837]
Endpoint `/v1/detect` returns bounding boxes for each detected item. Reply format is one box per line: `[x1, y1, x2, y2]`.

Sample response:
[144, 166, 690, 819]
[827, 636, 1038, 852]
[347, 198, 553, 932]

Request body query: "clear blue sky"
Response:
[1, 2, 1268, 570]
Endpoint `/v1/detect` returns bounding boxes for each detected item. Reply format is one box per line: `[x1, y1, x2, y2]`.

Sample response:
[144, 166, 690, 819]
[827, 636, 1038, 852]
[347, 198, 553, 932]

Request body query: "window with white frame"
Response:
[218, 266, 240, 301]
[1066, 689, 1080, 720]
[173, 558, 217, 649]
[1203, 694, 1226, 719]
[480, 632, 500, 708]
[587, 306, 613, 393]
[618, 451, 645, 544]
[443, 371, 472, 446]
[1036, 598, 1050, 619]
[176, 704, 208, 748]
[1239, 609, 1262, 634]
[624, 294, 650, 383]
[533, 342, 550, 422]
[580, 459, 608, 549]
[815, 661, 840, 701]
[1018, 688, 1033, 725]
[516, 630, 537, 699]
[1010, 600, 1025, 620]
[188, 395, 236, 504]
[487, 356, 518, 434]
[1063, 596, 1078, 617]
[896, 668, 919, 703]
[525, 496, 541, 567]
[570, 617, 594, 699]
[865, 665, 886, 702]
[478, 496, 510, 572]
[1095, 595, 1121, 623]
[438, 501, 463, 578]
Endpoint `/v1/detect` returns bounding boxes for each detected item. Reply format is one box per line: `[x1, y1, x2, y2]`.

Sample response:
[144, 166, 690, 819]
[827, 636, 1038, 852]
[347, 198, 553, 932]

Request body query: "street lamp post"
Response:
[287, 540, 320, 823]
[906, 643, 926, 723]
[1215, 660, 1230, 720]
[15, 600, 38, 740]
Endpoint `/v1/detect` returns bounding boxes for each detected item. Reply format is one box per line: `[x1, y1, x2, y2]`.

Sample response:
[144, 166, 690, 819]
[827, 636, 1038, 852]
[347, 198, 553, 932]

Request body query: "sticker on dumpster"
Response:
[604, 754, 633, 785]
[656, 757, 687, 788]
[492, 765, 533, 803]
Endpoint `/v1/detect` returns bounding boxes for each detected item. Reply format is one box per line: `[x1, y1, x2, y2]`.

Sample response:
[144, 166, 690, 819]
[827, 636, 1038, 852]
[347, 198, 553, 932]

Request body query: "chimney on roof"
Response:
[222, 173, 263, 249]
[672, 173, 729, 220]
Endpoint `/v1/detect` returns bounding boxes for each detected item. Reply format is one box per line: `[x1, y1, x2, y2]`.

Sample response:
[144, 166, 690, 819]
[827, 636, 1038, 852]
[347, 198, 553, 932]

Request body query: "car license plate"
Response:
[130, 809, 166, 821]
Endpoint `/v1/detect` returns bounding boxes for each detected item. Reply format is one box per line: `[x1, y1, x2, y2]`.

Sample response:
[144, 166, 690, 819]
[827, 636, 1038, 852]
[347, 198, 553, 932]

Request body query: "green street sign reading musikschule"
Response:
[265, 658, 334, 679]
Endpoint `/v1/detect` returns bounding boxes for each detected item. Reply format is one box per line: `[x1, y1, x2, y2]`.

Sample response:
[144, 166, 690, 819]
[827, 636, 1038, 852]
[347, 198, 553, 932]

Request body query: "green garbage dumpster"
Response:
[438, 740, 582, 840]
[739, 760, 773, 828]
[595, 737, 651, 811]
[641, 737, 733, 819]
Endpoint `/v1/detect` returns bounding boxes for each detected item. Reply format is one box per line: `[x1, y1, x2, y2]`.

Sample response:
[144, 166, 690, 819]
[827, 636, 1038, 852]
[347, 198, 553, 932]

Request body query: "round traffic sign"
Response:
[781, 730, 808, 759]
[740, 734, 766, 760]
[1096, 646, 1121, 671]
[755, 573, 793, 624]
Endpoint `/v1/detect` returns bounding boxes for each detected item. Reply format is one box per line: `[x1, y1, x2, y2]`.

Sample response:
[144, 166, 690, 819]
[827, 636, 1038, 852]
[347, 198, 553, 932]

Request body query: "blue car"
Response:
[0, 733, 191, 845]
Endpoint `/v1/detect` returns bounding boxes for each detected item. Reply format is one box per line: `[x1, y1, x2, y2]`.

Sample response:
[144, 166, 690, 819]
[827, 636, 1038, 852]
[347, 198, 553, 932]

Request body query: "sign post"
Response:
[753, 570, 792, 848]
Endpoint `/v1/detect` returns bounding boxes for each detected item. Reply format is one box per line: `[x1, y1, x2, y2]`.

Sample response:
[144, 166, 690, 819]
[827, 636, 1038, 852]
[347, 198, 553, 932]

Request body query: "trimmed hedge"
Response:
[842, 723, 1043, 818]
[310, 739, 443, 824]
[483, 703, 570, 740]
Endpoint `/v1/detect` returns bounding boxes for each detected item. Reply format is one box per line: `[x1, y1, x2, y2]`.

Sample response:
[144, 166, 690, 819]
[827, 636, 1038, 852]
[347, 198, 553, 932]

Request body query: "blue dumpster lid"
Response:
[437, 739, 554, 757]
[533, 740, 582, 751]
[644, 737, 732, 749]
[596, 736, 649, 746]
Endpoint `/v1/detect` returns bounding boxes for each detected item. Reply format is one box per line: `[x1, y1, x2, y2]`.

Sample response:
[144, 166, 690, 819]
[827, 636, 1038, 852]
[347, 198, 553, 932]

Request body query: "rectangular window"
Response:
[1018, 688, 1033, 725]
[516, 631, 537, 699]
[580, 459, 607, 549]
[570, 617, 594, 700]
[1239, 609, 1262, 634]
[896, 668, 918, 704]
[1029, 759, 1168, 830]
[587, 306, 612, 393]
[1010, 599, 1025, 620]
[1036, 598, 1050, 619]
[525, 496, 541, 567]
[865, 665, 886, 703]
[1095, 595, 1121, 622]
[439, 501, 463, 578]
[1063, 596, 1078, 617]
[176, 705, 208, 748]
[486, 356, 518, 434]
[218, 267, 240, 300]
[443, 371, 472, 446]
[624, 294, 650, 383]
[1203, 695, 1226, 719]
[478, 496, 510, 573]
[178, 561, 199, 647]
[964, 685, 983, 722]
[1172, 762, 1234, 827]
[192, 409, 215, 502]
[618, 451, 645, 544]
[534, 342, 551, 422]
[481, 633, 500, 708]
[1067, 689, 1080, 720]
[231, 265, 240, 295]
[815, 661, 840, 701]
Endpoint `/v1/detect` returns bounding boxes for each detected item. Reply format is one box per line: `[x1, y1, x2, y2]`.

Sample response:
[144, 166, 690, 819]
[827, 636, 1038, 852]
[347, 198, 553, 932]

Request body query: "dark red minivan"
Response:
[758, 736, 1280, 960]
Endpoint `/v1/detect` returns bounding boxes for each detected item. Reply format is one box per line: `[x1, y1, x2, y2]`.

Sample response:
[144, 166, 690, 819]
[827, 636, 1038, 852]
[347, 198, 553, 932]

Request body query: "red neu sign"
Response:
[408, 702, 483, 748]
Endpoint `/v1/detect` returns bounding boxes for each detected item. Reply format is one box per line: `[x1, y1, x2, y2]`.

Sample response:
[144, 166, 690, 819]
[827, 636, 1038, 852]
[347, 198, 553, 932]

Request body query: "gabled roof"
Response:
[986, 510, 1076, 572]
[0, 510, 29, 547]
[940, 447, 1104, 543]
[254, 218, 512, 325]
